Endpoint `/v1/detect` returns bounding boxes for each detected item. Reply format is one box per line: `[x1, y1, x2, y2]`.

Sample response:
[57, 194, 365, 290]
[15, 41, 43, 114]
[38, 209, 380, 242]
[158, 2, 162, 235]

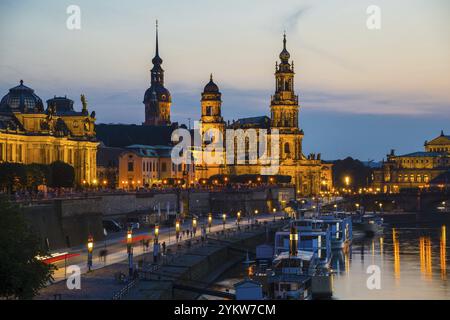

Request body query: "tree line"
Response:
[0, 161, 75, 194]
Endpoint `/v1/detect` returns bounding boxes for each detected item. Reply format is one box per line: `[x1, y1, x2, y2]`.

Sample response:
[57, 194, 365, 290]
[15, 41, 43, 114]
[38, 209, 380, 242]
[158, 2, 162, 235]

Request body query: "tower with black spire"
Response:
[143, 20, 172, 126]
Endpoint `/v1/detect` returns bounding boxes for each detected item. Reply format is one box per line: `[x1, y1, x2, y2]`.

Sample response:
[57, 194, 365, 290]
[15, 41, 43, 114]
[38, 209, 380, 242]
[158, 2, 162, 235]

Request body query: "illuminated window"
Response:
[424, 175, 429, 183]
[128, 162, 134, 172]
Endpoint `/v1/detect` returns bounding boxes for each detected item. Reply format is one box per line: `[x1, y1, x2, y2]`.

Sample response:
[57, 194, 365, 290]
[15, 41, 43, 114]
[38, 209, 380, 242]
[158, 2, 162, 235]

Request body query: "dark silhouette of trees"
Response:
[332, 157, 373, 189]
[0, 197, 54, 299]
[48, 161, 75, 188]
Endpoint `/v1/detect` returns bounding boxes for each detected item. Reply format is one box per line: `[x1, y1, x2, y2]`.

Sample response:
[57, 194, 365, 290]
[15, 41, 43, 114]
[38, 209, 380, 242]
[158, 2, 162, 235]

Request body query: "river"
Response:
[207, 216, 450, 300]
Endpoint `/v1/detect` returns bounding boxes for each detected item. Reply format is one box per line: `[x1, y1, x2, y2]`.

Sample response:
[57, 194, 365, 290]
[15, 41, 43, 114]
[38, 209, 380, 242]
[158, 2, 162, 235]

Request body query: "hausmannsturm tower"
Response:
[143, 21, 171, 126]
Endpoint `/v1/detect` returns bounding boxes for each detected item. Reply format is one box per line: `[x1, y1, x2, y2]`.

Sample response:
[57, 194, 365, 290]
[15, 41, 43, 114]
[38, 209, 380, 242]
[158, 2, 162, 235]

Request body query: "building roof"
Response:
[232, 116, 270, 129]
[425, 131, 450, 146]
[398, 151, 447, 158]
[95, 123, 177, 147]
[124, 144, 173, 158]
[0, 80, 44, 113]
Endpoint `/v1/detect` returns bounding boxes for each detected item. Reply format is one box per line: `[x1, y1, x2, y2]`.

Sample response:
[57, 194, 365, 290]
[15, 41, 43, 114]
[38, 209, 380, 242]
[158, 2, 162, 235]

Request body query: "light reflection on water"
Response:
[210, 222, 449, 300]
[332, 223, 449, 300]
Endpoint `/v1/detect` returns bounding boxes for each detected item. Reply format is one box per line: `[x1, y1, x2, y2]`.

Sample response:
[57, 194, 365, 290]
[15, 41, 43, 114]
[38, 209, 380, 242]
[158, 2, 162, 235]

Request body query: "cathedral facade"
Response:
[0, 81, 98, 184]
[195, 35, 332, 196]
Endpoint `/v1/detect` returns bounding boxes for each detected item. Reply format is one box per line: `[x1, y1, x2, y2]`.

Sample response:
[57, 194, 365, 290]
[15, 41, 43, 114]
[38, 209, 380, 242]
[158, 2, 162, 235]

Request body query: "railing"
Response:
[111, 278, 138, 300]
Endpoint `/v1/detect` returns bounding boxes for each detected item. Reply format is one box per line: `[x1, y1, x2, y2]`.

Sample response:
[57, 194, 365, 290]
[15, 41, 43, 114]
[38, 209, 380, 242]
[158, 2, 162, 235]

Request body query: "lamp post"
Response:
[273, 207, 276, 222]
[222, 213, 227, 230]
[208, 213, 212, 233]
[154, 224, 159, 244]
[192, 217, 197, 236]
[237, 211, 241, 226]
[254, 209, 258, 225]
[87, 235, 93, 272]
[175, 219, 180, 242]
[126, 228, 133, 277]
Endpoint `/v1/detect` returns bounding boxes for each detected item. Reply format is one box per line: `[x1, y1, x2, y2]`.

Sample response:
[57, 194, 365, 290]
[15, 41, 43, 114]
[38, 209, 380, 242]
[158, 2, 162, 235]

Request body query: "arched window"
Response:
[206, 106, 212, 116]
[284, 143, 290, 154]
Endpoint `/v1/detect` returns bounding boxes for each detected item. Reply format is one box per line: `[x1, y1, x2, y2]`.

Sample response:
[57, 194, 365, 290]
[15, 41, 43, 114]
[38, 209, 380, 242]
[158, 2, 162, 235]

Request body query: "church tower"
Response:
[201, 74, 224, 127]
[270, 33, 303, 161]
[143, 21, 171, 126]
[196, 74, 225, 179]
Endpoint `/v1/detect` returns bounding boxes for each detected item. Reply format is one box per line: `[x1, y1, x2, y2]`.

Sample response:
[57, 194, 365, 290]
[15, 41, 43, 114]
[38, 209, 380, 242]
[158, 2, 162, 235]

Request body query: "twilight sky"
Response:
[0, 0, 449, 161]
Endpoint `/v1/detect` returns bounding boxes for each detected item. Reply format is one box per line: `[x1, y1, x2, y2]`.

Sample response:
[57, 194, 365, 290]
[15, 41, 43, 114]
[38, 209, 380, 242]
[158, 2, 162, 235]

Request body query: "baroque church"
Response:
[135, 25, 332, 196]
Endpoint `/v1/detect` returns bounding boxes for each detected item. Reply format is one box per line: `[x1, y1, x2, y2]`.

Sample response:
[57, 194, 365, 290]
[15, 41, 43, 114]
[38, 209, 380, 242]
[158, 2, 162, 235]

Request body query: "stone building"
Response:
[195, 35, 332, 196]
[372, 131, 450, 193]
[0, 81, 98, 184]
[118, 144, 194, 189]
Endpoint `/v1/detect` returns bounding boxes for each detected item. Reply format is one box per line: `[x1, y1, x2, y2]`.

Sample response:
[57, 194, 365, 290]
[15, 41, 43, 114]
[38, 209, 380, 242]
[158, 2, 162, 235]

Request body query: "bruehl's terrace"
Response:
[0, 0, 449, 311]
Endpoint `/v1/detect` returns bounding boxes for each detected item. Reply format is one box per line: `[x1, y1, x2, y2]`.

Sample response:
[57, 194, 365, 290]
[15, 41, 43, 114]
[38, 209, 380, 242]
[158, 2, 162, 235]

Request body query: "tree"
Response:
[332, 157, 373, 189]
[49, 161, 75, 188]
[0, 163, 26, 194]
[25, 164, 50, 193]
[0, 197, 54, 299]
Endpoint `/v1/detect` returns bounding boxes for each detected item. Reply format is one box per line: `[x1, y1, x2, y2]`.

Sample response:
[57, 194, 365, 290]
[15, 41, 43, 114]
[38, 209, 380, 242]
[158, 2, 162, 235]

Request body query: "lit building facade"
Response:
[372, 131, 450, 192]
[0, 81, 99, 184]
[195, 35, 333, 196]
[118, 144, 194, 189]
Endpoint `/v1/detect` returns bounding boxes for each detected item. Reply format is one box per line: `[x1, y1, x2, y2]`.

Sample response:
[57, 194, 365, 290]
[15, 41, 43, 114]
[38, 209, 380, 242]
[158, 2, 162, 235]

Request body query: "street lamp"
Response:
[87, 235, 93, 272]
[222, 213, 227, 230]
[175, 220, 180, 242]
[344, 176, 350, 186]
[192, 217, 197, 236]
[154, 224, 159, 243]
[272, 208, 276, 221]
[208, 213, 212, 232]
[126, 228, 133, 276]
[237, 211, 241, 226]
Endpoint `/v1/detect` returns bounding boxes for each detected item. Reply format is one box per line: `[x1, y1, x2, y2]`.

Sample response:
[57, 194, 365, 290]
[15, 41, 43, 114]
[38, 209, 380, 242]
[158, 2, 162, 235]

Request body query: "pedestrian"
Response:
[162, 241, 166, 255]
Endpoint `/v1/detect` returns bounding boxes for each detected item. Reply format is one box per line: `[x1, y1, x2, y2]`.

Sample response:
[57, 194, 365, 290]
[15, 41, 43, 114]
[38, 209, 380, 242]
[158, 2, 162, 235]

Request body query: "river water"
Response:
[208, 217, 450, 300]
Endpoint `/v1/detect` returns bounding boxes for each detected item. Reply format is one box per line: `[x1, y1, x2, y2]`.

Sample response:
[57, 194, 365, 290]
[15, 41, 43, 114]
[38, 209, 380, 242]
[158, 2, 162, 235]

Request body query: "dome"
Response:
[279, 33, 290, 61]
[0, 80, 44, 113]
[143, 83, 171, 103]
[203, 74, 220, 93]
[279, 48, 290, 61]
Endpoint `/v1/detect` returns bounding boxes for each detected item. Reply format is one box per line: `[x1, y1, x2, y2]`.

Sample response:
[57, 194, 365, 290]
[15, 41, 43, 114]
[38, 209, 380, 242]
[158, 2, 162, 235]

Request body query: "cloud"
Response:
[284, 6, 311, 31]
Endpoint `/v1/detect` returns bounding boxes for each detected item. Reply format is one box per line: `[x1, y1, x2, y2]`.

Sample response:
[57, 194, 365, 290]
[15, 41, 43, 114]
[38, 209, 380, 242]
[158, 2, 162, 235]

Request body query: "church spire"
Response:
[155, 20, 159, 57]
[151, 20, 163, 85]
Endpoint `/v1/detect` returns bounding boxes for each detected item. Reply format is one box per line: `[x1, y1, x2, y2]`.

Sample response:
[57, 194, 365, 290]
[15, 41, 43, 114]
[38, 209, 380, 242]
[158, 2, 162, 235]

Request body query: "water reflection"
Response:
[332, 221, 450, 299]
[393, 228, 401, 282]
[211, 220, 450, 300]
[441, 226, 447, 280]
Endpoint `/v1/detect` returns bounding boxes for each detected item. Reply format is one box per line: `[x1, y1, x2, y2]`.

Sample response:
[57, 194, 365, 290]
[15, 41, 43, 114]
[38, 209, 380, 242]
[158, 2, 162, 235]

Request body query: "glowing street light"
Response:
[87, 235, 93, 271]
[272, 208, 276, 221]
[208, 213, 212, 232]
[222, 213, 227, 230]
[192, 217, 197, 235]
[154, 224, 159, 243]
[237, 211, 241, 226]
[175, 220, 181, 242]
[344, 176, 350, 187]
[126, 227, 133, 276]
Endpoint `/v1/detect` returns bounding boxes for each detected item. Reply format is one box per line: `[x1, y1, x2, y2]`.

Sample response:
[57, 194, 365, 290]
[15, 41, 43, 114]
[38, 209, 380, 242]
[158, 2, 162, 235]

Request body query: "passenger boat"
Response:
[316, 216, 353, 250]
